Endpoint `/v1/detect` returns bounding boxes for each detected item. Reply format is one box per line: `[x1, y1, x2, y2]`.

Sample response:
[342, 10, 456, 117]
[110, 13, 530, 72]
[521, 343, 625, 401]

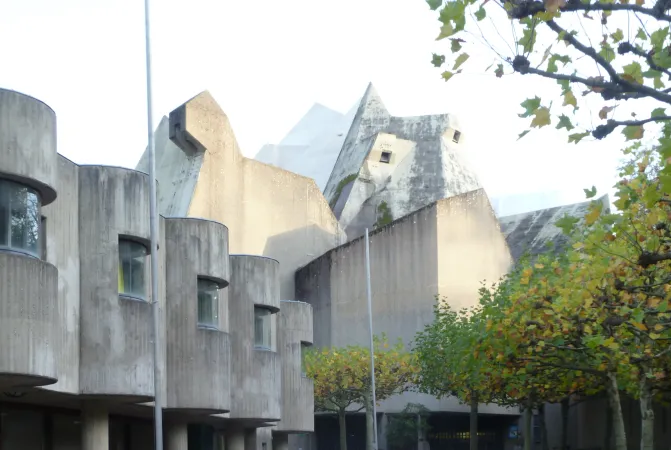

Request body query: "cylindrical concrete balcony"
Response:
[276, 300, 314, 433]
[165, 217, 231, 414]
[0, 89, 57, 206]
[228, 255, 281, 424]
[77, 165, 155, 402]
[0, 252, 58, 388]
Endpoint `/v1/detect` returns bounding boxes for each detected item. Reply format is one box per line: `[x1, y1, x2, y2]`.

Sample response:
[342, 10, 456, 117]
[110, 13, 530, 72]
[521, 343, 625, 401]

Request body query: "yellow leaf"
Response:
[563, 90, 577, 108]
[531, 107, 551, 128]
[632, 321, 648, 331]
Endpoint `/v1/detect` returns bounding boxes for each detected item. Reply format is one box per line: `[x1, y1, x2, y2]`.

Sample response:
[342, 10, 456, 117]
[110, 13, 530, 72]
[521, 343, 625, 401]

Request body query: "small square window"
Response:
[380, 151, 392, 164]
[118, 239, 148, 300]
[197, 278, 220, 329]
[452, 130, 461, 143]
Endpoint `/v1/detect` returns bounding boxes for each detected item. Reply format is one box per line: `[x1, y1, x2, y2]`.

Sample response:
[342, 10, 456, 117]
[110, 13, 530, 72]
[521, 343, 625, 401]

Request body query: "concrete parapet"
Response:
[0, 252, 58, 388]
[276, 300, 314, 433]
[0, 89, 58, 205]
[165, 217, 231, 413]
[229, 255, 281, 423]
[77, 165, 155, 401]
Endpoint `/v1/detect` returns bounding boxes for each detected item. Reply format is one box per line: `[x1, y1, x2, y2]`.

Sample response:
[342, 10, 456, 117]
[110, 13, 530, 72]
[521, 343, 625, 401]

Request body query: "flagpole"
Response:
[365, 228, 379, 450]
[143, 0, 163, 447]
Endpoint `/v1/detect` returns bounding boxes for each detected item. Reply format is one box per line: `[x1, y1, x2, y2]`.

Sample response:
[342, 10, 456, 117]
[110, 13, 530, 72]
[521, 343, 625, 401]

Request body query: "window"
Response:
[452, 130, 461, 143]
[0, 179, 42, 257]
[197, 278, 220, 329]
[40, 217, 47, 260]
[301, 342, 310, 376]
[379, 151, 391, 164]
[118, 239, 148, 300]
[254, 307, 272, 349]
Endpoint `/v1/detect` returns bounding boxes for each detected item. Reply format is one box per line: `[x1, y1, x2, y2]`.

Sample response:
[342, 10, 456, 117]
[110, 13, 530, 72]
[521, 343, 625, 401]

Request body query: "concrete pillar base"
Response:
[81, 402, 109, 450]
[165, 420, 188, 450]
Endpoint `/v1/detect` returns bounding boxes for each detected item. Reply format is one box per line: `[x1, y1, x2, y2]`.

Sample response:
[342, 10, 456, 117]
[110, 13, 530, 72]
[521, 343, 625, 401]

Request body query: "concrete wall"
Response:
[0, 89, 57, 205]
[228, 255, 282, 423]
[164, 217, 231, 413]
[0, 252, 58, 388]
[296, 190, 514, 415]
[41, 156, 81, 394]
[276, 300, 314, 433]
[140, 91, 346, 299]
[77, 166, 156, 401]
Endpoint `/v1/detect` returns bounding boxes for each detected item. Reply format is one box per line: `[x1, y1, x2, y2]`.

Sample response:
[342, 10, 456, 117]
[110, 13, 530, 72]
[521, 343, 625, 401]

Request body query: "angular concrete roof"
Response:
[498, 194, 611, 261]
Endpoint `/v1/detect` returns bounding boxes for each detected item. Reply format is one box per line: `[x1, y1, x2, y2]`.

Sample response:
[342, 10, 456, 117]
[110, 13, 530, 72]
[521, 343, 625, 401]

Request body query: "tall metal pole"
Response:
[365, 228, 379, 450]
[143, 0, 163, 447]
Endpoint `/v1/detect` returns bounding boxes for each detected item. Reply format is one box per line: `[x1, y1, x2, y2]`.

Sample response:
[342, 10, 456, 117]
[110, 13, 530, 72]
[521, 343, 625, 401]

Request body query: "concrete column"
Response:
[81, 403, 109, 450]
[165, 421, 188, 450]
[274, 433, 289, 450]
[227, 428, 247, 450]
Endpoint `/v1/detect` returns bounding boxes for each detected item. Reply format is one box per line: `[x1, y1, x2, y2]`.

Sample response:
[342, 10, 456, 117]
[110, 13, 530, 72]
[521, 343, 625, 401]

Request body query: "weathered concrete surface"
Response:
[78, 166, 156, 400]
[499, 194, 610, 261]
[164, 217, 231, 413]
[0, 252, 58, 388]
[296, 189, 514, 414]
[0, 88, 58, 205]
[137, 91, 346, 298]
[41, 155, 81, 394]
[229, 255, 281, 423]
[276, 300, 314, 433]
[255, 102, 358, 191]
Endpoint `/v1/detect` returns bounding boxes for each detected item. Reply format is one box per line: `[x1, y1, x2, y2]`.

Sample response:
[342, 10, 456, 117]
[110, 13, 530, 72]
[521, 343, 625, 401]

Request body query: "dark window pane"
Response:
[0, 179, 41, 256]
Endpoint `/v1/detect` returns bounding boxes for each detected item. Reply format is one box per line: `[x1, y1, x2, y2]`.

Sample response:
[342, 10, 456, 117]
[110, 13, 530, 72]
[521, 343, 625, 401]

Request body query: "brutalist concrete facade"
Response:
[0, 88, 314, 449]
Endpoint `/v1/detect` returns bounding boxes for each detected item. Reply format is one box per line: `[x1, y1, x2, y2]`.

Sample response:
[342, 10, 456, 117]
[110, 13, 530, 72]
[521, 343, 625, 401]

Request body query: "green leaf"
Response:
[519, 97, 542, 118]
[475, 6, 486, 20]
[610, 29, 624, 43]
[495, 64, 504, 78]
[453, 53, 470, 70]
[517, 130, 531, 140]
[636, 28, 648, 41]
[599, 43, 616, 63]
[431, 53, 446, 68]
[441, 71, 455, 81]
[568, 131, 590, 144]
[651, 27, 668, 50]
[563, 90, 577, 109]
[427, 0, 442, 10]
[584, 186, 597, 199]
[652, 107, 667, 118]
[519, 26, 537, 53]
[531, 107, 551, 128]
[450, 38, 463, 53]
[556, 114, 574, 131]
[547, 54, 570, 73]
[622, 125, 644, 140]
[555, 214, 579, 234]
[622, 62, 644, 84]
[436, 22, 456, 40]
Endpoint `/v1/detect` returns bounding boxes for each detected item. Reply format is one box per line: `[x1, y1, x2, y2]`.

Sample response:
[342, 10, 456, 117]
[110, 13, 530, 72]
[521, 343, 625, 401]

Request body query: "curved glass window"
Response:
[0, 179, 42, 257]
[254, 307, 272, 350]
[197, 278, 220, 329]
[118, 239, 148, 300]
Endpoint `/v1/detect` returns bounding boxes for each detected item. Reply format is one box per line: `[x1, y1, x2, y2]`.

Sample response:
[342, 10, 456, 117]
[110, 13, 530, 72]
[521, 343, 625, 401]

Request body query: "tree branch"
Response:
[506, 0, 671, 22]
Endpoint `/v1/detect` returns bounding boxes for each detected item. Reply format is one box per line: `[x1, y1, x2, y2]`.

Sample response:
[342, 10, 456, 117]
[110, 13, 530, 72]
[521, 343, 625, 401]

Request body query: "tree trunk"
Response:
[365, 391, 375, 450]
[606, 371, 627, 450]
[470, 395, 478, 450]
[339, 409, 348, 450]
[604, 397, 613, 450]
[538, 404, 549, 450]
[524, 403, 533, 450]
[560, 397, 569, 450]
[639, 372, 654, 450]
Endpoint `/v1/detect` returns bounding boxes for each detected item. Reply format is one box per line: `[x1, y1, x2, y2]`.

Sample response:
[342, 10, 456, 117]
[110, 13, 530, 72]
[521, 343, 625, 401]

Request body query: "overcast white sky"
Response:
[1, 0, 629, 211]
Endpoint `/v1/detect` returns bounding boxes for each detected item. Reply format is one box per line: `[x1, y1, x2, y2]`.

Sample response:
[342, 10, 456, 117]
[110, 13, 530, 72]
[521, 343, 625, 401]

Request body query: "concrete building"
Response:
[255, 83, 481, 241]
[0, 88, 314, 449]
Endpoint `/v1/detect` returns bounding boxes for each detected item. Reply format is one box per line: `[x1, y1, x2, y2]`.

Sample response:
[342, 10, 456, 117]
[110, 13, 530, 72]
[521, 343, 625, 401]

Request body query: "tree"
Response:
[426, 0, 671, 148]
[304, 335, 418, 450]
[479, 145, 671, 450]
[386, 403, 431, 450]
